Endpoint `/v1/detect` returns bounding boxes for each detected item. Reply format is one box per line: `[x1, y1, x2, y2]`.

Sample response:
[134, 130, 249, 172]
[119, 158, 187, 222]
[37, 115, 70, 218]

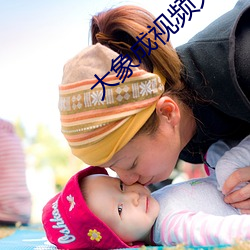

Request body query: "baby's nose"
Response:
[126, 191, 140, 206]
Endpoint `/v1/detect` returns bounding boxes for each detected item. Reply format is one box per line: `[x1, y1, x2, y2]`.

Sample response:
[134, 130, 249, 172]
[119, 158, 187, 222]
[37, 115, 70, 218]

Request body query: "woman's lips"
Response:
[143, 177, 154, 186]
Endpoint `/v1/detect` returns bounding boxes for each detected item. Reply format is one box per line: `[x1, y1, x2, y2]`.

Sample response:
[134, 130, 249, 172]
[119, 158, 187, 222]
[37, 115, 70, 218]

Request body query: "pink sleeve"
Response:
[0, 119, 31, 224]
[160, 210, 250, 246]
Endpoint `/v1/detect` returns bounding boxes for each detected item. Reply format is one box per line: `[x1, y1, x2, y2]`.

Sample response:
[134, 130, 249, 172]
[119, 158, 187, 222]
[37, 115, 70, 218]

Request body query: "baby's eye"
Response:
[118, 204, 123, 216]
[120, 180, 124, 191]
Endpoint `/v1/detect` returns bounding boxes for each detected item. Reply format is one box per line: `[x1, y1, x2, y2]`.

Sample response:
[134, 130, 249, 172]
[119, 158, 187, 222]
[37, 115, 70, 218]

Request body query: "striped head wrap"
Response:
[59, 43, 165, 165]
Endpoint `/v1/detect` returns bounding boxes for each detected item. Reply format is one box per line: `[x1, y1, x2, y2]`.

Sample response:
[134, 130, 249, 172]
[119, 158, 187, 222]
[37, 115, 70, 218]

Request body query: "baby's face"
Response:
[84, 175, 160, 244]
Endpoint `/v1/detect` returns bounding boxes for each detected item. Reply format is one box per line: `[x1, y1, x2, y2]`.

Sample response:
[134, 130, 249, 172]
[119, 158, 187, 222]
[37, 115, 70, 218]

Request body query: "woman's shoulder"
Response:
[176, 0, 250, 123]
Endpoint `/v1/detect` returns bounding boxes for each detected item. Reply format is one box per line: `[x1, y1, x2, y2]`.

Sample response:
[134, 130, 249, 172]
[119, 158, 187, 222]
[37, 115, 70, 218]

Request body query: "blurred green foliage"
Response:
[14, 119, 85, 191]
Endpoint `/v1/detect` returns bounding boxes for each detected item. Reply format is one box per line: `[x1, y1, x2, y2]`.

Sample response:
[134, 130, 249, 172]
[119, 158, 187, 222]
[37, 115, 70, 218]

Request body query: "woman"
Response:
[59, 0, 250, 211]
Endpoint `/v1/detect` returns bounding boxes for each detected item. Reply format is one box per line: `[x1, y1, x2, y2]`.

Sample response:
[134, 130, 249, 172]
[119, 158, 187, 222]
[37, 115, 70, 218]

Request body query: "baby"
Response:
[42, 135, 250, 249]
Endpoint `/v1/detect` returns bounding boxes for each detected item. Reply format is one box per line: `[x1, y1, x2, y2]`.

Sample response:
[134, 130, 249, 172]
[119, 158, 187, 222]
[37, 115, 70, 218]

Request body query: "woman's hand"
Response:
[223, 166, 250, 214]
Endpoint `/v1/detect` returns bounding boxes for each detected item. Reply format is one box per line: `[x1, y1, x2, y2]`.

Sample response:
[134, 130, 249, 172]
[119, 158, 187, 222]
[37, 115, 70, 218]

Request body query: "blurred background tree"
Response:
[14, 119, 85, 192]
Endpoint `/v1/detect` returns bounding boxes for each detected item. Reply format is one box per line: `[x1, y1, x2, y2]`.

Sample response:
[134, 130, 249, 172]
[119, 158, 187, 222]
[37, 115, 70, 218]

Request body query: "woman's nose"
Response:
[112, 168, 139, 185]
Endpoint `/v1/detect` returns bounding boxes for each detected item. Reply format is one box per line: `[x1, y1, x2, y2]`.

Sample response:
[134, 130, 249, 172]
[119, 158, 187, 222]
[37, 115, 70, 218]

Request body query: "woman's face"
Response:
[100, 120, 182, 186]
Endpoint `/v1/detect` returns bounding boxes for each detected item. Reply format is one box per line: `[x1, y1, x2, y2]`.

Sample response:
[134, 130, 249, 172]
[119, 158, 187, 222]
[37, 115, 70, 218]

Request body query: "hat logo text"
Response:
[50, 200, 76, 244]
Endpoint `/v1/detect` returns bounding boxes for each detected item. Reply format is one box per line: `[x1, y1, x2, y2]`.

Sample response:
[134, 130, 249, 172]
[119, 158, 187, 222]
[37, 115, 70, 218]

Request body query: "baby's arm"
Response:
[215, 135, 250, 193]
[159, 210, 250, 247]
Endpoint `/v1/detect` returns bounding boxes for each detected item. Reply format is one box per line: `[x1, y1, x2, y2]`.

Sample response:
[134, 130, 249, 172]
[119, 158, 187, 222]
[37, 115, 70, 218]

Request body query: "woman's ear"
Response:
[156, 96, 180, 126]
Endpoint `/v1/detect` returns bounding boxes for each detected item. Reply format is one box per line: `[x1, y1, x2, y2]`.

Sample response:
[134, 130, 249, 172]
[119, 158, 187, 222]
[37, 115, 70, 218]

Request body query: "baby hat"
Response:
[42, 166, 141, 249]
[59, 43, 165, 166]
